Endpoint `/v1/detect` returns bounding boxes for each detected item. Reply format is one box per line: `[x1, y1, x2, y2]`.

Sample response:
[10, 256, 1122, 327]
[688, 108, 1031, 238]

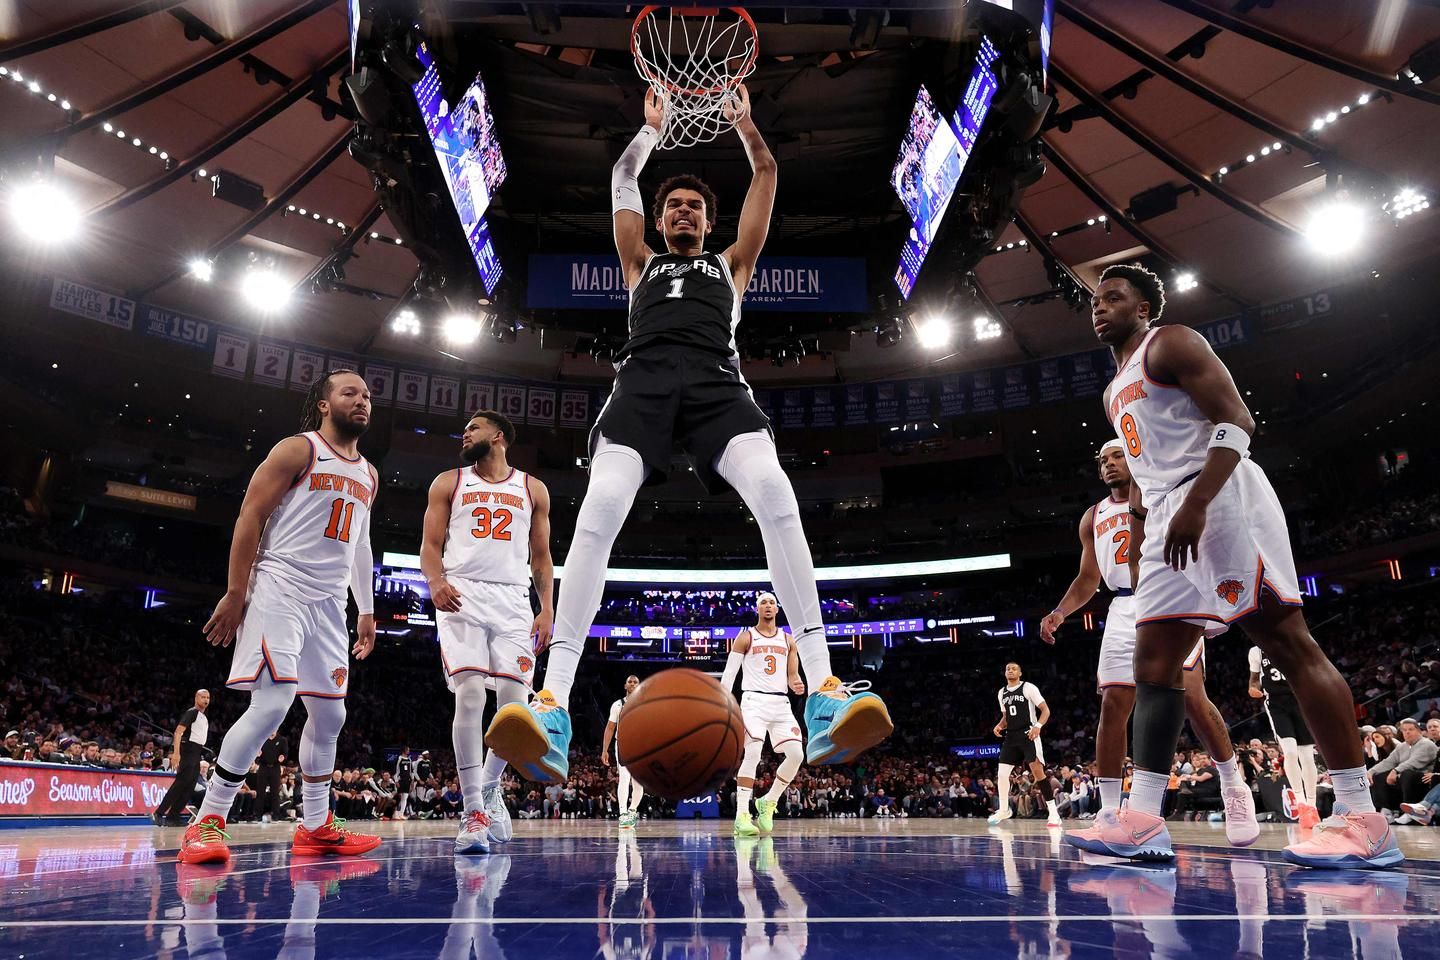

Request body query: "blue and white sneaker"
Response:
[483, 785, 512, 843]
[455, 810, 492, 855]
[484, 689, 571, 784]
[803, 677, 894, 765]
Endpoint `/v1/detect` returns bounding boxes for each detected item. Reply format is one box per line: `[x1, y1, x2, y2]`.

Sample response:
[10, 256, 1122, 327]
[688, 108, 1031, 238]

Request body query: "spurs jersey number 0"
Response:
[443, 465, 533, 586]
[253, 431, 376, 602]
[1092, 496, 1133, 593]
[741, 628, 791, 694]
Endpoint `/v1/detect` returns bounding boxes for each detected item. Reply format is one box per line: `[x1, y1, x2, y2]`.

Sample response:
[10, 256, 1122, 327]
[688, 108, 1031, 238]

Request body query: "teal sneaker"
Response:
[804, 677, 893, 765]
[484, 689, 571, 783]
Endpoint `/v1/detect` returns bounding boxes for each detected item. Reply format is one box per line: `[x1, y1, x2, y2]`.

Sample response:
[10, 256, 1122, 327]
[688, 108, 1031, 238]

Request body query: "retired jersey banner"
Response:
[328, 354, 362, 376]
[50, 277, 135, 330]
[464, 381, 494, 416]
[558, 389, 589, 428]
[1002, 366, 1033, 409]
[939, 374, 967, 417]
[904, 381, 930, 421]
[525, 254, 868, 313]
[141, 303, 211, 349]
[364, 364, 395, 406]
[0, 760, 175, 818]
[429, 376, 460, 415]
[970, 370, 998, 413]
[526, 387, 557, 425]
[810, 387, 837, 428]
[212, 333, 249, 379]
[396, 371, 428, 411]
[843, 384, 870, 425]
[873, 382, 900, 423]
[495, 383, 526, 421]
[289, 349, 325, 392]
[253, 342, 290, 386]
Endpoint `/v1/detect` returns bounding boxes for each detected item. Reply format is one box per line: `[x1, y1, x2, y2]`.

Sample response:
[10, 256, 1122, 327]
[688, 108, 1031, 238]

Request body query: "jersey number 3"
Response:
[471, 506, 513, 541]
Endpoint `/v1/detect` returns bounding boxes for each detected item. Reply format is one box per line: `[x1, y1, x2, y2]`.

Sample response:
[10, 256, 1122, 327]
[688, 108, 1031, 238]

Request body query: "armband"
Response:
[1208, 422, 1251, 458]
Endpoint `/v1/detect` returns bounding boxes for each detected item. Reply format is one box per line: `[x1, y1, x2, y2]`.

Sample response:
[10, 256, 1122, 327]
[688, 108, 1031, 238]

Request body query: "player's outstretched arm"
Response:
[203, 436, 313, 647]
[1148, 325, 1256, 570]
[1041, 507, 1101, 644]
[722, 86, 776, 292]
[421, 471, 462, 613]
[527, 476, 555, 651]
[612, 90, 662, 288]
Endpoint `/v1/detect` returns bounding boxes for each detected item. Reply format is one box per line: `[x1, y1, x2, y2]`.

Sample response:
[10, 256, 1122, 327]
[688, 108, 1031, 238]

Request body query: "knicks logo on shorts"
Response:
[331, 667, 348, 688]
[517, 655, 533, 674]
[792, 727, 800, 736]
[1215, 579, 1245, 605]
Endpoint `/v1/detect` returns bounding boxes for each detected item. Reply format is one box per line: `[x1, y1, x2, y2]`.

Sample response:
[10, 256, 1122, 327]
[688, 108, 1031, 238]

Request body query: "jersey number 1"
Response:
[324, 499, 354, 543]
[665, 277, 684, 299]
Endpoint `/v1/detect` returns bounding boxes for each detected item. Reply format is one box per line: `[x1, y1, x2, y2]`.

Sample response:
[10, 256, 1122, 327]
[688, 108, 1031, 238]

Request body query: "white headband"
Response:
[1099, 439, 1124, 456]
[757, 592, 778, 606]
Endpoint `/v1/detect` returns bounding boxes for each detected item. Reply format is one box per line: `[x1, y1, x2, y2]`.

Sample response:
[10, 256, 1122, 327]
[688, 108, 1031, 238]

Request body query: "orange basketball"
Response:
[616, 668, 745, 801]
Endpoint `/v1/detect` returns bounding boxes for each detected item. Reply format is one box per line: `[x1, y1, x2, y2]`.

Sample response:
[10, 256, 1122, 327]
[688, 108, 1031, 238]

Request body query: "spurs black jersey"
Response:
[621, 251, 741, 360]
[1247, 646, 1296, 704]
[998, 682, 1045, 742]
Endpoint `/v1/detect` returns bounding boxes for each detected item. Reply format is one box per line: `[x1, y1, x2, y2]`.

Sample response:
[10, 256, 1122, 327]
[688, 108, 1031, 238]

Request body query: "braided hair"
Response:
[299, 369, 358, 432]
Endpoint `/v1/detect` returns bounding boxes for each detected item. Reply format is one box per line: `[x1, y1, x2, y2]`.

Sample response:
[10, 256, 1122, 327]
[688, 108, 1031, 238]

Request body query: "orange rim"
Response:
[631, 5, 759, 97]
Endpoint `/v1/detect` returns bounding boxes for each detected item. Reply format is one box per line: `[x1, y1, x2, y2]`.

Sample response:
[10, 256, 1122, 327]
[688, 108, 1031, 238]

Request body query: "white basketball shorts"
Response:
[436, 578, 536, 691]
[1097, 594, 1206, 690]
[741, 692, 803, 748]
[227, 570, 350, 698]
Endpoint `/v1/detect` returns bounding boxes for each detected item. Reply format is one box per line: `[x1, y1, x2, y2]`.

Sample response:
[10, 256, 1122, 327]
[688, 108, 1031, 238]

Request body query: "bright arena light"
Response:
[9, 181, 82, 245]
[974, 315, 1004, 341]
[1304, 200, 1366, 255]
[1174, 272, 1199, 293]
[442, 312, 481, 344]
[188, 258, 213, 282]
[915, 315, 954, 350]
[240, 268, 292, 312]
[391, 308, 421, 335]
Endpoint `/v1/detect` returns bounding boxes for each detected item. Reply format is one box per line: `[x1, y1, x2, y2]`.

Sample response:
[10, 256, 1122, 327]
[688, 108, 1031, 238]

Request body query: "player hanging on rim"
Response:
[422, 410, 554, 854]
[1248, 644, 1320, 829]
[1042, 440, 1258, 850]
[185, 370, 382, 864]
[989, 663, 1061, 827]
[484, 86, 892, 783]
[1086, 263, 1400, 868]
[601, 675, 646, 829]
[720, 591, 806, 837]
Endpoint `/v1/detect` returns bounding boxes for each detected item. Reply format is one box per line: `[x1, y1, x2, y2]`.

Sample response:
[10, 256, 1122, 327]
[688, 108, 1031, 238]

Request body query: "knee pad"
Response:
[740, 738, 764, 776]
[301, 694, 347, 742]
[455, 675, 488, 714]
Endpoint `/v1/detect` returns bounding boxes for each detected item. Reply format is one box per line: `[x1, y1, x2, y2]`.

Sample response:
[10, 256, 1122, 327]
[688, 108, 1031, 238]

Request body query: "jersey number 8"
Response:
[1119, 413, 1142, 456]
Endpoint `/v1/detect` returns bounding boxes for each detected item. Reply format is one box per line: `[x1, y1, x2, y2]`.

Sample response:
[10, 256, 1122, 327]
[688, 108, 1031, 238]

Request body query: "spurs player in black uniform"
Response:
[487, 86, 891, 780]
[1248, 645, 1318, 825]
[990, 662, 1060, 826]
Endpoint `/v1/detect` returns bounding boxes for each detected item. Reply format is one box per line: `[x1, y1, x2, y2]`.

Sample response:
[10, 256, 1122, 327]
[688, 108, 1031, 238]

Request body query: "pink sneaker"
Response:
[1283, 805, 1404, 869]
[1066, 804, 1173, 861]
[1222, 784, 1260, 847]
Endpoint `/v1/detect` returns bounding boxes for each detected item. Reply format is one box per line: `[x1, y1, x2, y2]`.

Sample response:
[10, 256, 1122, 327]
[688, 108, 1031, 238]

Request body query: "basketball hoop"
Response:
[631, 6, 759, 149]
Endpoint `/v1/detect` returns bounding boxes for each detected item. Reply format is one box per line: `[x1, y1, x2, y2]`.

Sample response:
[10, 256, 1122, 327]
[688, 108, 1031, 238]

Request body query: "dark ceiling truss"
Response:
[1153, 0, 1440, 110]
[1048, 23, 1222, 132]
[1049, 62, 1302, 241]
[90, 50, 349, 219]
[134, 130, 353, 299]
[0, 0, 191, 63]
[1037, 140, 1254, 309]
[297, 200, 387, 293]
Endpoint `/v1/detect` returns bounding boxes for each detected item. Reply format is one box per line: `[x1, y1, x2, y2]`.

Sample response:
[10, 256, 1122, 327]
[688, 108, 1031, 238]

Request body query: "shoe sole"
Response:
[1063, 833, 1107, 854]
[455, 836, 491, 856]
[1227, 827, 1261, 847]
[807, 697, 895, 765]
[178, 846, 231, 865]
[1282, 847, 1406, 869]
[485, 706, 567, 783]
[292, 837, 382, 857]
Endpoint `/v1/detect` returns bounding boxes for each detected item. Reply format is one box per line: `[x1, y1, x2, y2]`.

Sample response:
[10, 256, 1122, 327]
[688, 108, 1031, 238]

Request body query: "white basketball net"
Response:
[631, 6, 759, 150]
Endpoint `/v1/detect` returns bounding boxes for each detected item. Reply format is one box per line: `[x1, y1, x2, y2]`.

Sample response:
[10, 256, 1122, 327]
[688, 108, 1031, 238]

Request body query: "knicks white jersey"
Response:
[1092, 495, 1133, 592]
[740, 627, 791, 694]
[443, 465, 533, 586]
[253, 431, 376, 603]
[1107, 327, 1215, 511]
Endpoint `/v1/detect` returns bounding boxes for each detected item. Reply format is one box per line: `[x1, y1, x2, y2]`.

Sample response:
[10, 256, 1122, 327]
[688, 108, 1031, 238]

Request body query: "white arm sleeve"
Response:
[349, 508, 374, 616]
[608, 700, 622, 724]
[720, 651, 744, 693]
[612, 125, 659, 215]
[1247, 646, 1263, 673]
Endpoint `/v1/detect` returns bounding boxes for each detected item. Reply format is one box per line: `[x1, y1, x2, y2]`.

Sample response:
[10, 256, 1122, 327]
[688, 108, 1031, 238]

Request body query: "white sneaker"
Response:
[261, 814, 271, 824]
[483, 786, 512, 843]
[987, 809, 1012, 825]
[1393, 813, 1417, 825]
[455, 810, 493, 855]
[1222, 785, 1260, 847]
[1046, 813, 1062, 828]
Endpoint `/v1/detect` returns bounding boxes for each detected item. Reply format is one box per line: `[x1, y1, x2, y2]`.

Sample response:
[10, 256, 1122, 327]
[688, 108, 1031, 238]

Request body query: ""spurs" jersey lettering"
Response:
[443, 465, 533, 586]
[740, 627, 792, 694]
[1107, 327, 1214, 510]
[253, 431, 377, 603]
[1092, 495, 1133, 592]
[621, 251, 741, 360]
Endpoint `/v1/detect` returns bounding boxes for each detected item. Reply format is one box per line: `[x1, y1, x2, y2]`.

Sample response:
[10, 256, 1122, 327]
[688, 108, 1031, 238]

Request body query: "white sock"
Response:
[1097, 777, 1123, 811]
[1046, 800, 1059, 817]
[1297, 745, 1319, 807]
[713, 433, 832, 691]
[1214, 755, 1244, 790]
[996, 764, 1013, 813]
[302, 779, 331, 829]
[737, 784, 753, 815]
[197, 774, 242, 823]
[1128, 770, 1170, 816]
[546, 443, 645, 709]
[1328, 765, 1375, 813]
[480, 752, 507, 793]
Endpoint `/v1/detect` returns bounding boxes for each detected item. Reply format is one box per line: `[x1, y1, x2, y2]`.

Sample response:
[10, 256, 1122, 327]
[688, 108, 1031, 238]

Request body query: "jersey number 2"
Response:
[665, 277, 684, 299]
[323, 499, 354, 543]
[471, 507, 513, 541]
[1112, 529, 1131, 565]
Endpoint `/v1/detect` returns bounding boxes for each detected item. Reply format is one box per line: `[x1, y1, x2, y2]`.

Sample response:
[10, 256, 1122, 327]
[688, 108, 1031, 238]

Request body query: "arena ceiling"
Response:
[4, 0, 1440, 388]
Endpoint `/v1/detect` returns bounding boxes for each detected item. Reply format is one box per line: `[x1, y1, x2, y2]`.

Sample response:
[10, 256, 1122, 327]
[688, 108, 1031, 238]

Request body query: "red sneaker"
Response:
[178, 814, 232, 865]
[292, 813, 382, 857]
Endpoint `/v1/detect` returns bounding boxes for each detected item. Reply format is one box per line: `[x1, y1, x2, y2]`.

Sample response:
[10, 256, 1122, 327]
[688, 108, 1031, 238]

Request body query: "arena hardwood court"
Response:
[3, 820, 1438, 959]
